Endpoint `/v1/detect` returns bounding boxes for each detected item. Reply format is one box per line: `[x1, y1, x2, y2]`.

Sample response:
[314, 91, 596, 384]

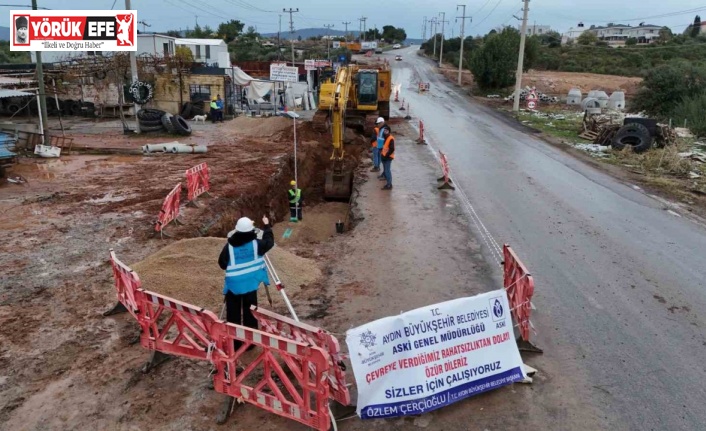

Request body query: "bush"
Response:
[469, 27, 537, 89]
[632, 61, 706, 117]
[670, 93, 706, 137]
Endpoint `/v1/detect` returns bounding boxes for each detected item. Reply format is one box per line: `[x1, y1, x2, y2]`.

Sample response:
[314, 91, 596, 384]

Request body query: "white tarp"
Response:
[230, 67, 277, 101]
[346, 290, 525, 420]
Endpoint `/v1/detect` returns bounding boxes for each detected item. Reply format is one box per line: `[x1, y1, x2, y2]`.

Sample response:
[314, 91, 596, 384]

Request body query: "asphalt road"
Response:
[388, 46, 706, 430]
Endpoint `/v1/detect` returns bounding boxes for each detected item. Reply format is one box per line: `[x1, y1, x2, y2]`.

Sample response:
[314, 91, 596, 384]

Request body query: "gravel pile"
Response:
[131, 237, 321, 313]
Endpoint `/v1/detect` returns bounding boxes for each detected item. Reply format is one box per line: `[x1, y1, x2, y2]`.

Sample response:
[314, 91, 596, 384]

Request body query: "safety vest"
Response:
[381, 135, 395, 159]
[376, 126, 386, 149]
[210, 101, 218, 109]
[223, 240, 269, 295]
[288, 188, 301, 204]
[371, 127, 379, 148]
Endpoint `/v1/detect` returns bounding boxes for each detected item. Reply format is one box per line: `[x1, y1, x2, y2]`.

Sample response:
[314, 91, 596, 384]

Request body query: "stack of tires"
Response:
[137, 109, 192, 136]
[611, 119, 657, 154]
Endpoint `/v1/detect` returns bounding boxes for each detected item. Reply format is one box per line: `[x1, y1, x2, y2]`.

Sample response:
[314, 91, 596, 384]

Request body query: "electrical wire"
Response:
[540, 5, 706, 24]
[468, 0, 505, 31]
[110, 0, 117, 10]
[219, 0, 275, 13]
[471, 0, 493, 16]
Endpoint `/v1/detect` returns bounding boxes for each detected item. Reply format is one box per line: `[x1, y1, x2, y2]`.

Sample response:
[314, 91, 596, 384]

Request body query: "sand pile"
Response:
[227, 116, 292, 137]
[131, 237, 322, 313]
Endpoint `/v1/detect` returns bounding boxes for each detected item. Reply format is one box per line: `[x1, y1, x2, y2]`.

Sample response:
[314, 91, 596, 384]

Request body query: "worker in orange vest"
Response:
[370, 117, 390, 174]
[380, 127, 395, 190]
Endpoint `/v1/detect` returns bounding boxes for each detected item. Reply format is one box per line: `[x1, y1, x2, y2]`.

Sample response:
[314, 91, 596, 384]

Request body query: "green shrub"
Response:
[670, 92, 706, 137]
[632, 61, 706, 117]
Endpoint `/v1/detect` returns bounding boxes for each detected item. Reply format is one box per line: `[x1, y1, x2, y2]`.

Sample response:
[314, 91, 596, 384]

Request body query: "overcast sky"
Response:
[2, 1, 705, 38]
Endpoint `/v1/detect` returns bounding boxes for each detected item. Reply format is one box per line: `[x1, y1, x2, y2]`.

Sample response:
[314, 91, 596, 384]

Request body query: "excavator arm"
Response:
[330, 66, 351, 163]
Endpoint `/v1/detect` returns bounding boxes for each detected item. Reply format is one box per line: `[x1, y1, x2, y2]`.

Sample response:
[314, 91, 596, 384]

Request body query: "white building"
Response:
[521, 24, 553, 36]
[30, 34, 230, 67]
[174, 38, 229, 68]
[589, 23, 662, 46]
[561, 22, 588, 45]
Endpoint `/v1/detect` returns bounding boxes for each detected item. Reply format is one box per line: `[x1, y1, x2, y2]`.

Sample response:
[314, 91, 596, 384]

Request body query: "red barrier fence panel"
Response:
[108, 249, 142, 318]
[185, 162, 210, 201]
[251, 306, 351, 406]
[503, 244, 540, 352]
[211, 321, 332, 431]
[437, 151, 455, 190]
[155, 183, 182, 233]
[137, 289, 220, 361]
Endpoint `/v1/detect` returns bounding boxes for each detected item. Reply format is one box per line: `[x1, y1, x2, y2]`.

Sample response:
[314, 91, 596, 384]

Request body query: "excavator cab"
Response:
[356, 71, 378, 106]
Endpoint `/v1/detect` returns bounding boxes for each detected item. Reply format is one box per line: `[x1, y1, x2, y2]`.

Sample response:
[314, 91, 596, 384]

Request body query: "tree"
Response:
[217, 19, 244, 43]
[633, 61, 706, 117]
[364, 28, 382, 40]
[577, 31, 598, 45]
[186, 24, 215, 39]
[657, 26, 673, 44]
[692, 15, 702, 38]
[470, 27, 533, 89]
[625, 37, 638, 46]
[167, 46, 195, 108]
[165, 30, 181, 38]
[537, 31, 561, 48]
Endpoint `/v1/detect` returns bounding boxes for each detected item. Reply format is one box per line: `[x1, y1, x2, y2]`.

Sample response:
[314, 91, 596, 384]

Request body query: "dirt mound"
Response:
[226, 116, 292, 137]
[131, 237, 322, 313]
[522, 70, 642, 96]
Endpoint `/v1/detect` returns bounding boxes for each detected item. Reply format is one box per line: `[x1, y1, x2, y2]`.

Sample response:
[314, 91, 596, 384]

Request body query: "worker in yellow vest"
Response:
[288, 180, 303, 222]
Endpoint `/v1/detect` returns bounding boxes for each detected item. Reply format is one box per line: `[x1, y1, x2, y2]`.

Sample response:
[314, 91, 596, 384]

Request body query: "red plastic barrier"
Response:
[109, 249, 142, 318]
[138, 289, 220, 361]
[251, 306, 351, 406]
[437, 150, 455, 190]
[503, 244, 535, 342]
[211, 321, 332, 430]
[394, 89, 399, 102]
[155, 183, 181, 232]
[185, 162, 210, 201]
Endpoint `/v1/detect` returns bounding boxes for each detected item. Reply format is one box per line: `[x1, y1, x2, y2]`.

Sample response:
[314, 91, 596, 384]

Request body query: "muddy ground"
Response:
[0, 113, 372, 430]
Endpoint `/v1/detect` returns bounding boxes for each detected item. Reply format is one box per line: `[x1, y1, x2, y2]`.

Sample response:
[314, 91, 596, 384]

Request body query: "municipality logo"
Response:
[359, 330, 377, 350]
[493, 299, 504, 318]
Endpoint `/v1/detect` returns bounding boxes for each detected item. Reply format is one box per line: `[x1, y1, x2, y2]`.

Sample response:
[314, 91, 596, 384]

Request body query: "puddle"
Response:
[10, 155, 141, 181]
[85, 191, 135, 204]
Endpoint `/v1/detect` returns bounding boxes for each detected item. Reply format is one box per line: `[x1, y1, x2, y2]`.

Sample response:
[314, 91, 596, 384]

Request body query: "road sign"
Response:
[527, 100, 536, 109]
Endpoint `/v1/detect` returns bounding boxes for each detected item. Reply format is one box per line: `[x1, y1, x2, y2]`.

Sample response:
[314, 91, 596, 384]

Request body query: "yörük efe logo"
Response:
[359, 329, 377, 350]
[493, 298, 504, 319]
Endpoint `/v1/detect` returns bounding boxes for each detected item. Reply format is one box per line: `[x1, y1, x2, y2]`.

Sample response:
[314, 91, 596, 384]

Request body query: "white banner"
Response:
[10, 10, 137, 51]
[304, 59, 331, 71]
[346, 290, 525, 419]
[361, 41, 378, 50]
[269, 64, 299, 82]
[332, 41, 341, 49]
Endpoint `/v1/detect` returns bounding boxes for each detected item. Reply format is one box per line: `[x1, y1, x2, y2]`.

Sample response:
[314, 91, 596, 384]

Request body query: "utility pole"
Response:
[284, 8, 299, 66]
[138, 20, 150, 33]
[342, 21, 351, 41]
[278, 14, 282, 60]
[126, 0, 140, 133]
[431, 18, 437, 56]
[324, 24, 334, 58]
[512, 0, 530, 113]
[438, 12, 449, 66]
[31, 0, 49, 142]
[422, 17, 427, 40]
[359, 16, 367, 41]
[457, 4, 471, 86]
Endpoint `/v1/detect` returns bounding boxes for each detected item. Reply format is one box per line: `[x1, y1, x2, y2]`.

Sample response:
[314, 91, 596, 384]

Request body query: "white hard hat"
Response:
[235, 217, 255, 233]
[375, 117, 384, 124]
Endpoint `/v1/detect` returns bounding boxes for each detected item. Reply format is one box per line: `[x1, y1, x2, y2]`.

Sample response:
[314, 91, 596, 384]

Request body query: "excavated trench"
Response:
[203, 122, 369, 238]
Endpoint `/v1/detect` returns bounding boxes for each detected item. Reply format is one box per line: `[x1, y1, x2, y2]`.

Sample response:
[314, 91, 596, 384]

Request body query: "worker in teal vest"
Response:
[288, 180, 303, 222]
[218, 215, 274, 347]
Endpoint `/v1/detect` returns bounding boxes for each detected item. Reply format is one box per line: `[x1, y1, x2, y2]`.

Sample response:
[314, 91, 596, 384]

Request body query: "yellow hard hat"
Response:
[290, 180, 297, 186]
[212, 97, 217, 101]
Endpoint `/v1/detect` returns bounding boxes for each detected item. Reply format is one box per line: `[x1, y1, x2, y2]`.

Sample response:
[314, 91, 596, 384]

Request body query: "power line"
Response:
[540, 6, 706, 25]
[219, 0, 275, 13]
[472, 0, 493, 16]
[468, 0, 504, 31]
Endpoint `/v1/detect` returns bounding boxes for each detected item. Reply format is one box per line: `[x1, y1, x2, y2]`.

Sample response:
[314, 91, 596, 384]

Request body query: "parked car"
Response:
[393, 44, 401, 49]
[395, 55, 402, 61]
[374, 47, 383, 54]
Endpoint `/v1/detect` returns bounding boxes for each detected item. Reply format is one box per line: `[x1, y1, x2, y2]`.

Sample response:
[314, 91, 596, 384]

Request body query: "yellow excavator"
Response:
[314, 63, 392, 199]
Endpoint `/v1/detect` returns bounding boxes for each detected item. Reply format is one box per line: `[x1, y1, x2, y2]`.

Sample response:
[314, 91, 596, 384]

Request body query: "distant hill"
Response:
[262, 27, 361, 40]
[0, 26, 10, 41]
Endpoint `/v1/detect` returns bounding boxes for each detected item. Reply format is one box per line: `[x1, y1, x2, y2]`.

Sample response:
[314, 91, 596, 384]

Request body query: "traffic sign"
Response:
[527, 100, 536, 109]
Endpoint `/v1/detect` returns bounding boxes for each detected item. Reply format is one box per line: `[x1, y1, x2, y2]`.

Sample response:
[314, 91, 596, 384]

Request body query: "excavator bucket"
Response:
[324, 168, 353, 200]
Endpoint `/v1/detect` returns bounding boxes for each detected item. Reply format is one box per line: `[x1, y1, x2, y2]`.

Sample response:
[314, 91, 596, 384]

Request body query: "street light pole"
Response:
[125, 0, 141, 133]
[31, 0, 49, 142]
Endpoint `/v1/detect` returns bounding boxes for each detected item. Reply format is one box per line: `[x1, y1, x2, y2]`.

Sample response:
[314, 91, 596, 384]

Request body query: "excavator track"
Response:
[312, 111, 330, 133]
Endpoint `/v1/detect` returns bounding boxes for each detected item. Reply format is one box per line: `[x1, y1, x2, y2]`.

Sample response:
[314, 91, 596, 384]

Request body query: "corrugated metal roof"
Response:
[0, 89, 34, 99]
[176, 38, 226, 46]
[0, 76, 35, 85]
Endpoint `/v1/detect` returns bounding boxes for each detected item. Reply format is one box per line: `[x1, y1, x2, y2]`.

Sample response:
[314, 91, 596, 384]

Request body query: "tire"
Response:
[612, 123, 652, 153]
[139, 118, 163, 127]
[137, 108, 166, 121]
[161, 113, 175, 133]
[140, 123, 165, 133]
[624, 117, 657, 137]
[170, 115, 192, 136]
[69, 101, 81, 116]
[180, 103, 193, 118]
[7, 104, 20, 114]
[60, 99, 73, 115]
